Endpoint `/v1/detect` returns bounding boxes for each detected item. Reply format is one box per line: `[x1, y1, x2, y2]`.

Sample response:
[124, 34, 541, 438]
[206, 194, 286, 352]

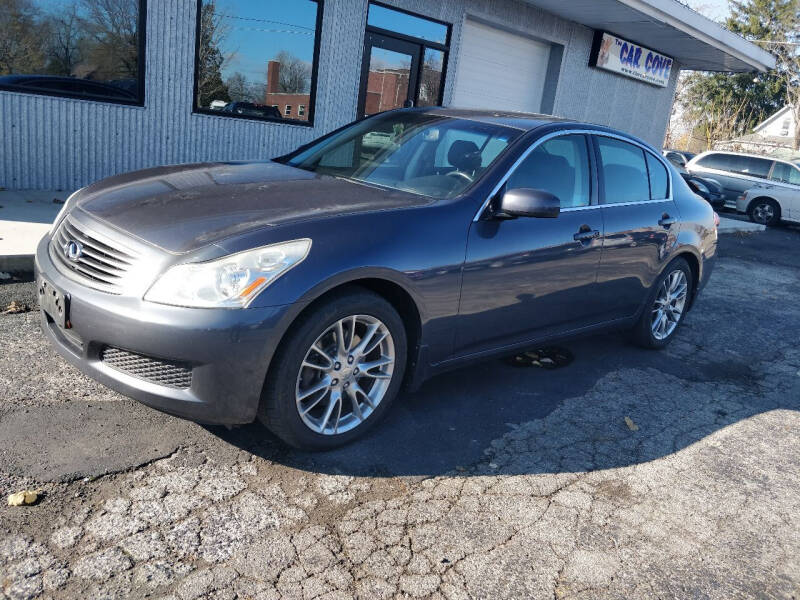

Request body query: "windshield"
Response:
[284, 112, 521, 198]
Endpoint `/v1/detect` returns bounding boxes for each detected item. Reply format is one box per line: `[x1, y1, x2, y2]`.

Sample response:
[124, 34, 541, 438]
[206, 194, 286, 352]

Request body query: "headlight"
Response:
[50, 188, 84, 234]
[144, 239, 311, 308]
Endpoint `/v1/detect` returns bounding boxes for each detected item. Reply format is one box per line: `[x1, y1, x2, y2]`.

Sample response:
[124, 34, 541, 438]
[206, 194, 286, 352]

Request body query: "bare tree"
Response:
[0, 0, 46, 75]
[226, 71, 261, 102]
[77, 0, 140, 80]
[664, 73, 690, 149]
[419, 53, 443, 106]
[196, 0, 230, 107]
[272, 50, 311, 93]
[44, 4, 85, 76]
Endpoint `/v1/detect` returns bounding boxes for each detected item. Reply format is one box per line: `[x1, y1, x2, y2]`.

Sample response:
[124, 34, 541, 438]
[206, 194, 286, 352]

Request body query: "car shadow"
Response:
[208, 327, 794, 478]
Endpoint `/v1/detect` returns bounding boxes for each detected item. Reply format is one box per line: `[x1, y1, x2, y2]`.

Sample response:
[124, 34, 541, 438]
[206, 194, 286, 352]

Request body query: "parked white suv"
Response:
[686, 151, 800, 214]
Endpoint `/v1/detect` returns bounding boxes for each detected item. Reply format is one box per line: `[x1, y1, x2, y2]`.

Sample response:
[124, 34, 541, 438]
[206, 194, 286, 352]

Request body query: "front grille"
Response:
[100, 346, 193, 389]
[51, 216, 139, 294]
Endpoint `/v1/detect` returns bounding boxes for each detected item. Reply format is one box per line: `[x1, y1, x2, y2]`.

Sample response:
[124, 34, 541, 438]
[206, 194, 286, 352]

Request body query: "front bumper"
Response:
[35, 236, 294, 425]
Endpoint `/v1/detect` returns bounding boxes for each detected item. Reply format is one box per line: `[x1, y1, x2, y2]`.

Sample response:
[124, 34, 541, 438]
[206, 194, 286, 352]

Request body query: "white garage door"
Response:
[453, 19, 552, 113]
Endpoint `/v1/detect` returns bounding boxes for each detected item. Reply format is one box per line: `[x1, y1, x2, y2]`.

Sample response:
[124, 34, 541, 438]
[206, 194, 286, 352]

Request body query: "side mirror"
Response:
[496, 188, 560, 219]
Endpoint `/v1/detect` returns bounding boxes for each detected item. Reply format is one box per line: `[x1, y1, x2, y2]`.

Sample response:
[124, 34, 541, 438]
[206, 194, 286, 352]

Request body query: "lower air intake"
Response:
[100, 346, 193, 389]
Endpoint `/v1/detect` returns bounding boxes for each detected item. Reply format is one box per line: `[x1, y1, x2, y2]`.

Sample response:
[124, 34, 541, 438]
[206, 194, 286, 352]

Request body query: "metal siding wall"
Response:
[0, 0, 679, 190]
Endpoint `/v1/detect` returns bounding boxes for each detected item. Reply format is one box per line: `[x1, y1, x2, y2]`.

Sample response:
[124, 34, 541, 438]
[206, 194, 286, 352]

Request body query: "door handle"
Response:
[573, 229, 600, 242]
[658, 214, 677, 228]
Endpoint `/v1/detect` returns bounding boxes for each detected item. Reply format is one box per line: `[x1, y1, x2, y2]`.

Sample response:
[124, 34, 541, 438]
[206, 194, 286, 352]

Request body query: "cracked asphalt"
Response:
[1, 227, 799, 599]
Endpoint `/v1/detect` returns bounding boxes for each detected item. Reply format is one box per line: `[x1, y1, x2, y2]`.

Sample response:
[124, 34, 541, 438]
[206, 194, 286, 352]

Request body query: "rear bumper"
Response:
[35, 236, 294, 425]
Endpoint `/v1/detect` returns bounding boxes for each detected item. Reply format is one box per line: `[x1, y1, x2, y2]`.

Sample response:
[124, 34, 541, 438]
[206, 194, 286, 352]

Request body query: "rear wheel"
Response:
[630, 257, 693, 349]
[259, 289, 407, 450]
[748, 198, 780, 226]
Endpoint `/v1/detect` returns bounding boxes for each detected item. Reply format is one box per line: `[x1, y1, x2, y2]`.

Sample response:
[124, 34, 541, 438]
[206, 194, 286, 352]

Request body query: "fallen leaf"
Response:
[3, 301, 29, 314]
[624, 416, 639, 431]
[7, 490, 41, 506]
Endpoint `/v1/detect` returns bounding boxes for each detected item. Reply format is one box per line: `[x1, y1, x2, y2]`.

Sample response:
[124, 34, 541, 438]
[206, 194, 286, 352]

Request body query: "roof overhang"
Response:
[527, 0, 776, 72]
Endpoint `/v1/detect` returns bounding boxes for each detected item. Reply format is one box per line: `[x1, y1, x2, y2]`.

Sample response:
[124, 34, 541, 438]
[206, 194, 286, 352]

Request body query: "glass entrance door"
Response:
[358, 33, 421, 118]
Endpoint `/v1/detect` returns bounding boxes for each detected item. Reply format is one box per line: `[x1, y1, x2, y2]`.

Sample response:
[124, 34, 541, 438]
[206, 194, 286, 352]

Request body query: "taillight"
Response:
[713, 212, 720, 229]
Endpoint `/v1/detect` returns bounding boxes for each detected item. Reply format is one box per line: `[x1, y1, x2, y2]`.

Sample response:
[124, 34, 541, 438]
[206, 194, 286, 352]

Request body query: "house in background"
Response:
[264, 61, 311, 121]
[715, 105, 799, 160]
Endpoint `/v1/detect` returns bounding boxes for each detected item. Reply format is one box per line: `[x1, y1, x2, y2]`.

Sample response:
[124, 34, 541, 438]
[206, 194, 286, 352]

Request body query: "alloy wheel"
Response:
[295, 314, 395, 435]
[752, 202, 775, 225]
[651, 270, 688, 341]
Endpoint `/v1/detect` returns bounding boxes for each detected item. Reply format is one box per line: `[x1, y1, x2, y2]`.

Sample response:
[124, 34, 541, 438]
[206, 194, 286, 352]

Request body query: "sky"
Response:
[682, 0, 732, 22]
[216, 0, 319, 83]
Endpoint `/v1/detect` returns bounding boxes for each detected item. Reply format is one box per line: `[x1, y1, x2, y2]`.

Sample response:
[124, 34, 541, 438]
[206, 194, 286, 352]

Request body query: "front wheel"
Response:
[630, 257, 693, 349]
[259, 289, 407, 450]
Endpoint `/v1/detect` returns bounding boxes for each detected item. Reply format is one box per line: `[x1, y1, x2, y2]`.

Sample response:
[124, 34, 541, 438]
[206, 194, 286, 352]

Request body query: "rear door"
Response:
[592, 135, 679, 321]
[768, 161, 800, 221]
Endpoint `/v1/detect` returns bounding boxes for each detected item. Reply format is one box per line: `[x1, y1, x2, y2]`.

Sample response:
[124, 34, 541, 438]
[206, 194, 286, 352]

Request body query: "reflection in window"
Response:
[418, 48, 444, 107]
[597, 137, 650, 204]
[508, 135, 591, 208]
[195, 0, 320, 123]
[646, 153, 669, 200]
[285, 112, 519, 199]
[0, 0, 143, 103]
[367, 4, 448, 45]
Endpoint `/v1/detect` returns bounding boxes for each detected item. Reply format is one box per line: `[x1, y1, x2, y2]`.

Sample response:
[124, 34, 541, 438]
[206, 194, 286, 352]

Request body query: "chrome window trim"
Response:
[473, 129, 674, 221]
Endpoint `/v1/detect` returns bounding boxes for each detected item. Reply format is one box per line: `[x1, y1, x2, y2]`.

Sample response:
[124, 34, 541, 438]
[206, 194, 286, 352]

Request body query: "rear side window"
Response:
[506, 134, 591, 208]
[695, 153, 732, 171]
[770, 162, 800, 185]
[646, 153, 669, 200]
[736, 156, 772, 178]
[596, 137, 650, 204]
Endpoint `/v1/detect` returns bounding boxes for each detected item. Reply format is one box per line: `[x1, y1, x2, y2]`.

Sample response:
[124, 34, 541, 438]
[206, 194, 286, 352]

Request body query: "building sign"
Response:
[589, 31, 674, 87]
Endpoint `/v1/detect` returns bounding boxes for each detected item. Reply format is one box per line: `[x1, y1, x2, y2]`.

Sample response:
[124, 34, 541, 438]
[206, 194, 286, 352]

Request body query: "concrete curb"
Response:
[717, 217, 765, 235]
[0, 254, 34, 273]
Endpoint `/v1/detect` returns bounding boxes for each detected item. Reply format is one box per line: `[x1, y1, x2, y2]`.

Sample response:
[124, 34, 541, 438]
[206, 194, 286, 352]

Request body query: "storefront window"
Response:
[0, 0, 145, 104]
[195, 0, 321, 124]
[367, 3, 448, 45]
[359, 3, 450, 117]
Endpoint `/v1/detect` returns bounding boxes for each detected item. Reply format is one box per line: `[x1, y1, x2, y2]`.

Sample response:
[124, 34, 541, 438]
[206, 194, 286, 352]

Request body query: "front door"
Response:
[456, 133, 605, 356]
[358, 32, 421, 118]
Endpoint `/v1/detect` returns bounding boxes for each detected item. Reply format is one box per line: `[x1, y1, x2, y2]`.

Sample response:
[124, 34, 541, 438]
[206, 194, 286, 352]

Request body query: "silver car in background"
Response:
[686, 151, 800, 214]
[737, 169, 800, 226]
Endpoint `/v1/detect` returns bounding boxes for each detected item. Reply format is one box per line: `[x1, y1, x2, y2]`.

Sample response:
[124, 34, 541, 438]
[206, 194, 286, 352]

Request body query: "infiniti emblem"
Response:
[64, 240, 83, 261]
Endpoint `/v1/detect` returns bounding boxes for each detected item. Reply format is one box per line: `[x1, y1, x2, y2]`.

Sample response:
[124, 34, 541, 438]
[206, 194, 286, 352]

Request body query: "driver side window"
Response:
[506, 135, 591, 208]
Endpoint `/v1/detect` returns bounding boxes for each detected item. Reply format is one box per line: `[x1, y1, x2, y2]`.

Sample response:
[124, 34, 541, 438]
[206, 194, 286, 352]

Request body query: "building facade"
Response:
[0, 0, 774, 190]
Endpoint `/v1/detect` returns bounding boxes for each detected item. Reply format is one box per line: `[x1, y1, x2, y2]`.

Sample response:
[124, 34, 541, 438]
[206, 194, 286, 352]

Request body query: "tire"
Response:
[630, 257, 694, 350]
[748, 197, 780, 226]
[259, 288, 407, 450]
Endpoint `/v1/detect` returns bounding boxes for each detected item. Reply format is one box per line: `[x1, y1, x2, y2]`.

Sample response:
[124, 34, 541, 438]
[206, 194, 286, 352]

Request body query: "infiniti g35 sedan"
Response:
[36, 108, 717, 449]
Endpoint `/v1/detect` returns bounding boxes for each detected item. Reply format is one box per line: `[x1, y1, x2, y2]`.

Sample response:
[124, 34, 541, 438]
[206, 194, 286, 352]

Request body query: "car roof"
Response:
[692, 149, 788, 163]
[412, 107, 660, 154]
[415, 107, 571, 131]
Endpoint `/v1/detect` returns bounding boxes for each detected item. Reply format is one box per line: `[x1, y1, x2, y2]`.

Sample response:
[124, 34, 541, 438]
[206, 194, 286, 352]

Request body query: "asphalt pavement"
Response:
[1, 226, 798, 599]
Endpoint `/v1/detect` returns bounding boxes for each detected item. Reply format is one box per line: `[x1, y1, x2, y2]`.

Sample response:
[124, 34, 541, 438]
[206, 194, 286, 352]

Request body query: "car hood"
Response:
[74, 161, 432, 253]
